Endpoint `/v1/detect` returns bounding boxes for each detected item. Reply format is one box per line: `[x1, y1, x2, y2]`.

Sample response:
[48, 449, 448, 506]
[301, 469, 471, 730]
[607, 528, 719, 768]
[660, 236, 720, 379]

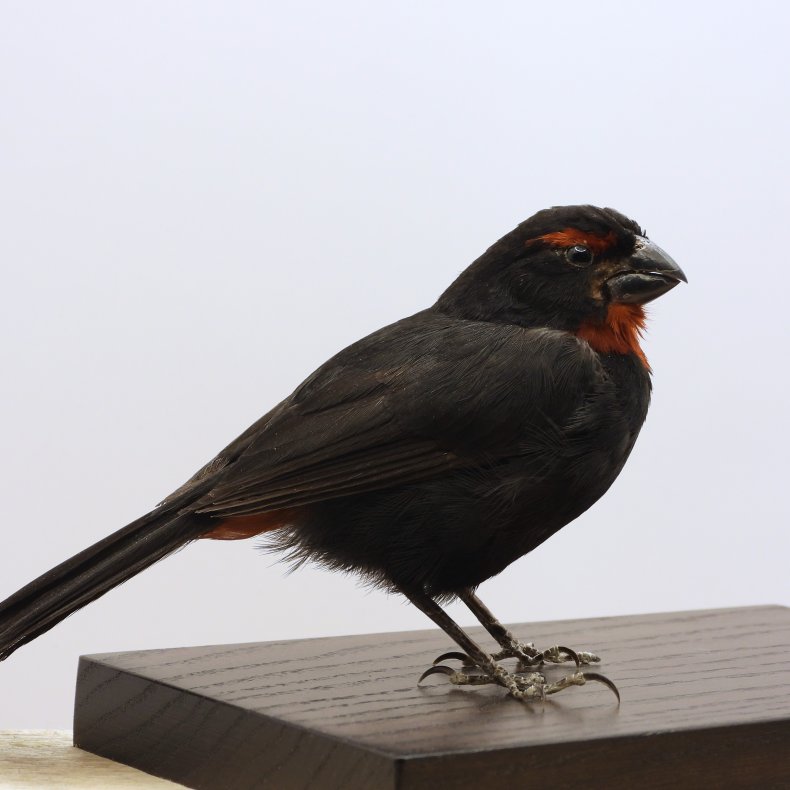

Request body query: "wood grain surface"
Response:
[0, 730, 179, 788]
[73, 606, 790, 789]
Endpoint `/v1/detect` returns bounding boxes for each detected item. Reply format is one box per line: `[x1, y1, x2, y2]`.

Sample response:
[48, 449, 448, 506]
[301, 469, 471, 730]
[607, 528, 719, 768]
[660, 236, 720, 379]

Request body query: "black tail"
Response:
[0, 506, 212, 661]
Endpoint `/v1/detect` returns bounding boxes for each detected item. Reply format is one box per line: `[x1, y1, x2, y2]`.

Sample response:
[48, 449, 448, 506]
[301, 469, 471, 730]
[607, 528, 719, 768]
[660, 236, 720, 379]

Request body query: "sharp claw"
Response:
[549, 645, 581, 666]
[581, 672, 621, 703]
[419, 664, 457, 683]
[432, 651, 471, 665]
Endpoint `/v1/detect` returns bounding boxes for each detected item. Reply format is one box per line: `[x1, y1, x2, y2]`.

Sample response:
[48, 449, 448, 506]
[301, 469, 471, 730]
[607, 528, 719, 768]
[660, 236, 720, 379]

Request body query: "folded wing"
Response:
[177, 312, 600, 519]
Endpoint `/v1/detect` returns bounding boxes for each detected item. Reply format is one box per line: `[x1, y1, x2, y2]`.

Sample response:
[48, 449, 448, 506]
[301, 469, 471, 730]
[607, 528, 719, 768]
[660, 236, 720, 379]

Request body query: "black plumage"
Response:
[0, 205, 685, 700]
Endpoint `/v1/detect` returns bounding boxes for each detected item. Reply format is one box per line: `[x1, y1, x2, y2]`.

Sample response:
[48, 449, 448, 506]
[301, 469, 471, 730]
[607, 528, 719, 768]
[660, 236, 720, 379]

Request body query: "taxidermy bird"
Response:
[0, 205, 686, 701]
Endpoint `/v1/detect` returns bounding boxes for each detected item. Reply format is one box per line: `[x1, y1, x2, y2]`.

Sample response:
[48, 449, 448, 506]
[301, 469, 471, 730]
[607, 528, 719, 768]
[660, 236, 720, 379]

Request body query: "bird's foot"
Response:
[538, 644, 600, 665]
[419, 657, 618, 702]
[434, 639, 600, 670]
[494, 639, 600, 668]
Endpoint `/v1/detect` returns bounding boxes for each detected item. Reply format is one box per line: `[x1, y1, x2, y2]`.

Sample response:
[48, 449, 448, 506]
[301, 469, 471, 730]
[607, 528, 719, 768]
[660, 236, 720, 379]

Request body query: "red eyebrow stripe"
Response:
[533, 228, 618, 253]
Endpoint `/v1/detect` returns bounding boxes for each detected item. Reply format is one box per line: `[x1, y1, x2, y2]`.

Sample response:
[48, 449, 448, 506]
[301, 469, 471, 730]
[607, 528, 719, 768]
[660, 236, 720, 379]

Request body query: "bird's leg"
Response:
[405, 589, 617, 702]
[456, 588, 601, 668]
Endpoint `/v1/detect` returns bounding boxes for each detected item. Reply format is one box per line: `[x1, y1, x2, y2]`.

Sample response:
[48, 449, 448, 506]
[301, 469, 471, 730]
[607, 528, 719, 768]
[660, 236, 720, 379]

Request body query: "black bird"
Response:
[0, 205, 686, 700]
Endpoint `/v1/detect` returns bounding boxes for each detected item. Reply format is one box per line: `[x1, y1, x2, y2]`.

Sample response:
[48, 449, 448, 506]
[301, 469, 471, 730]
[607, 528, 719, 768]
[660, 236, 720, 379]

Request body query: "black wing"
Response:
[176, 310, 601, 518]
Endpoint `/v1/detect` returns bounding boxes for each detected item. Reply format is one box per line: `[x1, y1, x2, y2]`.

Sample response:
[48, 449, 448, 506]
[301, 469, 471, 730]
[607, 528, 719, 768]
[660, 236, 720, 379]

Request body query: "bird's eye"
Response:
[565, 245, 594, 266]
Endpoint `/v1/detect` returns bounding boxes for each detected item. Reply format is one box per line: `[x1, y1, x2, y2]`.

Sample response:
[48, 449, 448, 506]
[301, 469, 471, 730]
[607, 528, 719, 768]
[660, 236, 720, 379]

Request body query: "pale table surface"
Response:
[0, 731, 180, 789]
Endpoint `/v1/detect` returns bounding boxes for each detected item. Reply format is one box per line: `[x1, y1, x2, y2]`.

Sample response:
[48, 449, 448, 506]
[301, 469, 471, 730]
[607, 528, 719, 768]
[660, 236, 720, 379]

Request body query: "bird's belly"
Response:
[463, 445, 626, 577]
[273, 425, 636, 598]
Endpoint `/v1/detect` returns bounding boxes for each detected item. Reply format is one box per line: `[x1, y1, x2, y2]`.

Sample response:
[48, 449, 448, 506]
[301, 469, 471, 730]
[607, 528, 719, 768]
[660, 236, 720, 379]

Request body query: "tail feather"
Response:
[0, 507, 212, 661]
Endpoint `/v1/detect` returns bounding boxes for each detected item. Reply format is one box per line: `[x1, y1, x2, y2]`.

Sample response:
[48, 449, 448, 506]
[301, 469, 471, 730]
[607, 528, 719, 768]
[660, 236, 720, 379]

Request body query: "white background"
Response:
[1, 1, 788, 728]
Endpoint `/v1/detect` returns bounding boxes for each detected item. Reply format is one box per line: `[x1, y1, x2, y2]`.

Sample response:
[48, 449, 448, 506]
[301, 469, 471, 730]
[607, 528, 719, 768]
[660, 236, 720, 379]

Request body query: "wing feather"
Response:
[184, 312, 599, 519]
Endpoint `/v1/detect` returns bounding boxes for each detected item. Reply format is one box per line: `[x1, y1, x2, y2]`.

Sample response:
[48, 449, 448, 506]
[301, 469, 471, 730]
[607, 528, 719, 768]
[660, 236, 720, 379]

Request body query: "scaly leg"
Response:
[454, 588, 601, 667]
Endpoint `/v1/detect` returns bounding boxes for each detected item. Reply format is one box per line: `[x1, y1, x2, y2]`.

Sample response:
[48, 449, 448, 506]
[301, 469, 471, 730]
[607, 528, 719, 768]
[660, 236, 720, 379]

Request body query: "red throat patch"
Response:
[577, 304, 649, 370]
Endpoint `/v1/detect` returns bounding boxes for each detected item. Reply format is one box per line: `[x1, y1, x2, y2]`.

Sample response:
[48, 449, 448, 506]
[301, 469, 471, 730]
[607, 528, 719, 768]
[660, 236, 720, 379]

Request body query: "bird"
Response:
[0, 204, 685, 701]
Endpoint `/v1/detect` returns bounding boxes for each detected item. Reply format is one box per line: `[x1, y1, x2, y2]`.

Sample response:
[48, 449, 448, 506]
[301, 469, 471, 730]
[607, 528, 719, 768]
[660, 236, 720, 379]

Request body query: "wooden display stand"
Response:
[73, 606, 790, 789]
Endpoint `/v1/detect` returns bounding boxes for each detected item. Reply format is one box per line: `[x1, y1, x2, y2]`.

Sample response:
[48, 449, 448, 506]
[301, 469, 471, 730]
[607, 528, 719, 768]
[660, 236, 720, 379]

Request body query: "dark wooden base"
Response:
[73, 606, 790, 789]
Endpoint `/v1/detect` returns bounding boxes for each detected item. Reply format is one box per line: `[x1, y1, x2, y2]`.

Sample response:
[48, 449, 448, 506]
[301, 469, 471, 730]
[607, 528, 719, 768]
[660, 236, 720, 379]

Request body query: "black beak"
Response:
[606, 238, 687, 305]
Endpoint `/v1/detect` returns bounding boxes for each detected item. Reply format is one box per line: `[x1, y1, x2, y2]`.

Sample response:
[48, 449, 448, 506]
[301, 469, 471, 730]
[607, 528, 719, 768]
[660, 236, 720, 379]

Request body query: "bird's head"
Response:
[436, 205, 687, 368]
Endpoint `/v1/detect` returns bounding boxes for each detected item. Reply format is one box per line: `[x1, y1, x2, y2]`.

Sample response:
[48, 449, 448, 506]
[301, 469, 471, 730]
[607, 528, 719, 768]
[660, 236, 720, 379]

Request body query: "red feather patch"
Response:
[534, 228, 618, 253]
[577, 304, 649, 370]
